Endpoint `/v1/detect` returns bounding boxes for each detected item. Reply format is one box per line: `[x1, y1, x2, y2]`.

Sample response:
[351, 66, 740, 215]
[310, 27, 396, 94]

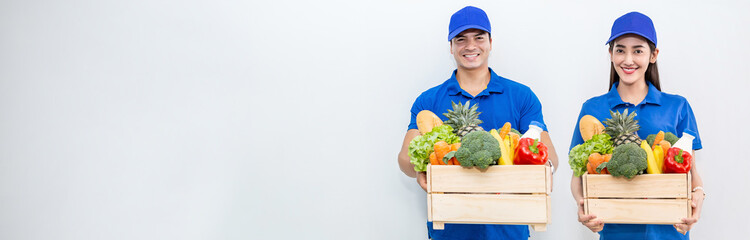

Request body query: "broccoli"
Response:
[455, 131, 501, 169]
[646, 132, 679, 146]
[607, 143, 647, 179]
[511, 128, 521, 135]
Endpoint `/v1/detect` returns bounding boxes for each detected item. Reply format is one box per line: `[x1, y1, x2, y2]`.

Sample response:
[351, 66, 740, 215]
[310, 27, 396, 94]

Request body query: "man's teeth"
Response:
[464, 54, 479, 57]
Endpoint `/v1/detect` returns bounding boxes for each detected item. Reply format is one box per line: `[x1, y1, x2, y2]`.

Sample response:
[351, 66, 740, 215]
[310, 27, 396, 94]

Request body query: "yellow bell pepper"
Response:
[653, 144, 665, 172]
[503, 138, 513, 164]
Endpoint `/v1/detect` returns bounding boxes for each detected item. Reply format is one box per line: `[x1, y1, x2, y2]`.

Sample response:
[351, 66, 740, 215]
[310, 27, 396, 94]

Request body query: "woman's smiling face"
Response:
[610, 34, 659, 86]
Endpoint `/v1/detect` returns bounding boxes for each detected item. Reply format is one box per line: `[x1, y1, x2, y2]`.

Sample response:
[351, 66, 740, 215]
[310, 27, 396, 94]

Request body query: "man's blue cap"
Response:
[606, 11, 657, 46]
[448, 6, 491, 41]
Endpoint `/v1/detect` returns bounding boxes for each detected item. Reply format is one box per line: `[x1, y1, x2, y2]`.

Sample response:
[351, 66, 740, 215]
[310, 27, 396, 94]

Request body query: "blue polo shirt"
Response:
[409, 68, 547, 240]
[569, 81, 701, 240]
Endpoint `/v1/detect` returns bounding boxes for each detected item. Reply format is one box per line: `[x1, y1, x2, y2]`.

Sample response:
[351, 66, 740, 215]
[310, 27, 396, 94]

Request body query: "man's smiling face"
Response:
[450, 29, 492, 71]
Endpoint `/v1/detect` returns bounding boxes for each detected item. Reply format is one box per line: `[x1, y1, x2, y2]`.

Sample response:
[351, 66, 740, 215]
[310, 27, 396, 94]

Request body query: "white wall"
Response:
[2, 0, 749, 239]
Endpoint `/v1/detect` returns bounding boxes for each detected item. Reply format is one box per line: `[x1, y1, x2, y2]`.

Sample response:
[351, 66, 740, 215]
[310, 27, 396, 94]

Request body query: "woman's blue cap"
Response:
[606, 11, 657, 46]
[448, 6, 491, 41]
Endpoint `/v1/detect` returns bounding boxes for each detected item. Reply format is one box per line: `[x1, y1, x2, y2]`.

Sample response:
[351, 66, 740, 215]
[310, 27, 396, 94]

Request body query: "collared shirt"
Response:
[409, 68, 547, 133]
[569, 81, 702, 150]
[408, 68, 547, 240]
[569, 81, 701, 240]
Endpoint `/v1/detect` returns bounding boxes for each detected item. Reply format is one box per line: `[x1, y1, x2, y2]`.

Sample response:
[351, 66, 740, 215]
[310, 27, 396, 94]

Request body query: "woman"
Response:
[569, 12, 705, 239]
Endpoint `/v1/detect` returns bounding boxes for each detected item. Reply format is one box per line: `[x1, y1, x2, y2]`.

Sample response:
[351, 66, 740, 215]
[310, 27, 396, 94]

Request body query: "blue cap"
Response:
[606, 12, 657, 46]
[448, 6, 491, 41]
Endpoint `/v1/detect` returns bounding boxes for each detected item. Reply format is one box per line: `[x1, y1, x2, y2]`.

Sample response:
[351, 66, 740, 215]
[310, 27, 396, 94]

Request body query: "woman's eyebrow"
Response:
[614, 44, 645, 48]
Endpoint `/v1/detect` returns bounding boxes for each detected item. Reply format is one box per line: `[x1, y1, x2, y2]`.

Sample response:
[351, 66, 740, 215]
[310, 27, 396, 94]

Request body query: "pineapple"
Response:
[443, 101, 484, 138]
[603, 109, 642, 147]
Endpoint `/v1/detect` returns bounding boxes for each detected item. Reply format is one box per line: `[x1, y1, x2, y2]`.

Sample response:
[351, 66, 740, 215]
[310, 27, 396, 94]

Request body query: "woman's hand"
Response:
[417, 172, 428, 192]
[674, 189, 704, 234]
[578, 199, 604, 232]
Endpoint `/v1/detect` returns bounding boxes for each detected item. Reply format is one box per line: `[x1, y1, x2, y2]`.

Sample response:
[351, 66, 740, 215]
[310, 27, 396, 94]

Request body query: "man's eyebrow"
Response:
[614, 44, 645, 48]
[456, 31, 487, 39]
[467, 32, 486, 37]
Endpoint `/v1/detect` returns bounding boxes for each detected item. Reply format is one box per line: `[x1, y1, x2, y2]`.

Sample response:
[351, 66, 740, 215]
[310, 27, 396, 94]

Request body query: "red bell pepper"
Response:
[513, 138, 548, 165]
[663, 147, 692, 173]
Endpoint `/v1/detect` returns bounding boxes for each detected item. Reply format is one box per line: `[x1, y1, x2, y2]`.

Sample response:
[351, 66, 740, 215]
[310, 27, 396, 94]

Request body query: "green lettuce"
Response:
[408, 125, 460, 172]
[569, 133, 614, 177]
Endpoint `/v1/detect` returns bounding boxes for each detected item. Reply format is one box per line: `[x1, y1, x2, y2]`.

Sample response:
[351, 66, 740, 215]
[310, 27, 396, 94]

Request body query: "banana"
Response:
[491, 129, 512, 165]
[642, 141, 661, 174]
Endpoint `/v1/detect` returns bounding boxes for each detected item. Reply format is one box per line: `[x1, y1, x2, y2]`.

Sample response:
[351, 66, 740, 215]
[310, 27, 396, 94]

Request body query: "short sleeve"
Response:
[518, 90, 547, 133]
[569, 103, 587, 151]
[407, 93, 427, 131]
[676, 99, 702, 150]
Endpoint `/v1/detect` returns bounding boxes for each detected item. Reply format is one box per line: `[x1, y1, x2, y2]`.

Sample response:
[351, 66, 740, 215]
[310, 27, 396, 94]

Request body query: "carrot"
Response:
[434, 141, 452, 162]
[447, 143, 461, 165]
[658, 140, 671, 153]
[587, 153, 610, 174]
[451, 142, 461, 151]
[499, 122, 511, 139]
[429, 152, 441, 165]
[586, 153, 601, 174]
[509, 132, 520, 152]
[449, 159, 459, 165]
[653, 131, 665, 148]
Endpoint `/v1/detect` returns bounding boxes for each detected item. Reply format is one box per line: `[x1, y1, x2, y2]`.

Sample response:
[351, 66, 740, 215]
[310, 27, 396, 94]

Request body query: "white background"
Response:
[2, 0, 749, 239]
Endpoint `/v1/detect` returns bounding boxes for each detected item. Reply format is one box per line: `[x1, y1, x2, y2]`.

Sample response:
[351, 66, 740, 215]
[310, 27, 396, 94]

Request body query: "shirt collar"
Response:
[606, 81, 663, 108]
[447, 68, 505, 97]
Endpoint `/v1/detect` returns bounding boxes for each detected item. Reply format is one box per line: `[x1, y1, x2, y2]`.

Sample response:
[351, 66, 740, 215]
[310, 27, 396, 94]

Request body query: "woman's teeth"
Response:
[622, 67, 637, 73]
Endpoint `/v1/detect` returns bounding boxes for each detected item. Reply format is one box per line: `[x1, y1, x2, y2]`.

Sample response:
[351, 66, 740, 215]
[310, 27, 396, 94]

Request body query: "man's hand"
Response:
[417, 172, 428, 192]
[674, 190, 704, 234]
[578, 199, 603, 232]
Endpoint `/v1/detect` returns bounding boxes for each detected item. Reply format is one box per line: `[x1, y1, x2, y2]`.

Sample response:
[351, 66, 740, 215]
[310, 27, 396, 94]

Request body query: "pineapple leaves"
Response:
[604, 109, 642, 146]
[443, 100, 483, 137]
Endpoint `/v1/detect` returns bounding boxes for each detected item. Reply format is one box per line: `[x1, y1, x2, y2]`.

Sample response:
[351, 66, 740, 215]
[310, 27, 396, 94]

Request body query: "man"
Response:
[397, 6, 558, 240]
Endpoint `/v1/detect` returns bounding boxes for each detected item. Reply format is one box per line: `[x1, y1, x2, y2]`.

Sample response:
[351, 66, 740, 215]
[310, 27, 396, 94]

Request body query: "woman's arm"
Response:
[674, 150, 704, 234]
[571, 175, 604, 232]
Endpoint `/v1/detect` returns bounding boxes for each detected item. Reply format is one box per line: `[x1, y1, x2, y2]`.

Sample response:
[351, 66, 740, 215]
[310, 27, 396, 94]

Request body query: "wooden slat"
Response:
[546, 196, 551, 225]
[433, 222, 444, 230]
[582, 172, 588, 199]
[431, 194, 548, 223]
[584, 173, 688, 198]
[429, 165, 548, 193]
[586, 199, 690, 224]
[426, 164, 431, 193]
[433, 221, 546, 229]
[427, 194, 432, 221]
[545, 166, 552, 194]
[530, 224, 547, 231]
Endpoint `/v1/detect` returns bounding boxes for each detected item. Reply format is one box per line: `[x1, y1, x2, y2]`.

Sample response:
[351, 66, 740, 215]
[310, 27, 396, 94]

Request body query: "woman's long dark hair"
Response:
[608, 40, 661, 91]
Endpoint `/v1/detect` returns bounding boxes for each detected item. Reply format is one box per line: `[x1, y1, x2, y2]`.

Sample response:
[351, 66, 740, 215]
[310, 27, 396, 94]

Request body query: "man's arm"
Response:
[540, 131, 558, 173]
[398, 129, 421, 178]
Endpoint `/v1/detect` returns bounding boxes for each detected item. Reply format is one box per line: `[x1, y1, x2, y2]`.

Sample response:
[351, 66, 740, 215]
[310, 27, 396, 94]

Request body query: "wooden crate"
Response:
[427, 164, 551, 231]
[582, 173, 692, 224]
